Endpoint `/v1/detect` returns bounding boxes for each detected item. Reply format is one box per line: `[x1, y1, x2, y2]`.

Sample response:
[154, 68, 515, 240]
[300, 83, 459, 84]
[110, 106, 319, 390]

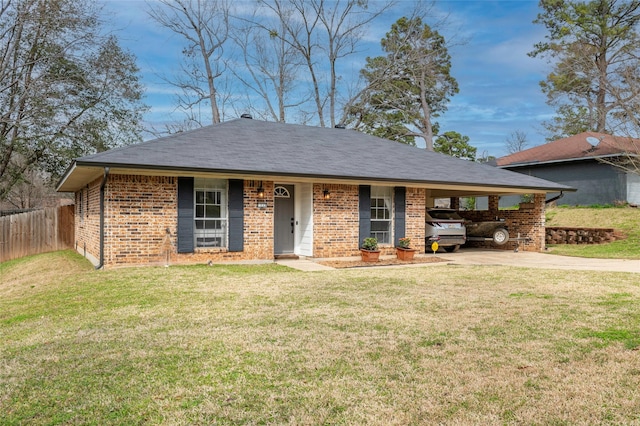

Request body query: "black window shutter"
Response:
[359, 185, 371, 245]
[177, 177, 194, 253]
[228, 179, 244, 252]
[394, 186, 406, 246]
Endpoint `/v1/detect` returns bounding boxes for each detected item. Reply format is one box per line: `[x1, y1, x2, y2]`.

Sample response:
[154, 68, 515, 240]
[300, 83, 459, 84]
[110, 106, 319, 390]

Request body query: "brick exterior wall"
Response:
[240, 180, 274, 260]
[458, 194, 546, 252]
[312, 184, 360, 257]
[104, 175, 177, 267]
[99, 175, 277, 267]
[74, 173, 546, 267]
[74, 175, 278, 268]
[167, 179, 275, 265]
[74, 177, 101, 263]
[311, 185, 427, 258]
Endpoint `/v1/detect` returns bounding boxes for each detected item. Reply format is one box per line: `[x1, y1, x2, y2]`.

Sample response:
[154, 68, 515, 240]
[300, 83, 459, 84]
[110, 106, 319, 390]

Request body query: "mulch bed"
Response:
[317, 256, 449, 269]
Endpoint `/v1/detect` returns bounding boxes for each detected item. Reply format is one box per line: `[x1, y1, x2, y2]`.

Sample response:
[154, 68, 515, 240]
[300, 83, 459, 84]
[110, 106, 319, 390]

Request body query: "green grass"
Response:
[545, 205, 640, 259]
[2, 251, 640, 424]
[578, 328, 640, 350]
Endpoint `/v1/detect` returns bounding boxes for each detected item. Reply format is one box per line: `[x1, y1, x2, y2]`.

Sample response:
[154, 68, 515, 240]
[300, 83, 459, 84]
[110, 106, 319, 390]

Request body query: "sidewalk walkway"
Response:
[276, 250, 640, 273]
[275, 257, 335, 271]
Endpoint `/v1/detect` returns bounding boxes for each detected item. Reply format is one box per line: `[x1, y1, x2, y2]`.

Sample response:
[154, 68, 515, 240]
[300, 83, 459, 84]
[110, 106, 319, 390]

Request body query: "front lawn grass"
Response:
[545, 205, 640, 259]
[2, 251, 640, 424]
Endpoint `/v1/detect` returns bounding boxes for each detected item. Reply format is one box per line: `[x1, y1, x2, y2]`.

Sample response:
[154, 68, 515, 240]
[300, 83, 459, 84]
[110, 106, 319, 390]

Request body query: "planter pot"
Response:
[360, 249, 381, 262]
[396, 247, 416, 261]
[519, 202, 535, 210]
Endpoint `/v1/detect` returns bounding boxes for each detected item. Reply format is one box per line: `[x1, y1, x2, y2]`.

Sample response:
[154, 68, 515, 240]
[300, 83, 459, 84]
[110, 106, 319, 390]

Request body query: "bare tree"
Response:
[259, 0, 394, 127]
[4, 163, 48, 209]
[477, 151, 496, 164]
[597, 135, 640, 176]
[597, 74, 640, 176]
[147, 0, 230, 125]
[505, 130, 529, 154]
[229, 7, 307, 122]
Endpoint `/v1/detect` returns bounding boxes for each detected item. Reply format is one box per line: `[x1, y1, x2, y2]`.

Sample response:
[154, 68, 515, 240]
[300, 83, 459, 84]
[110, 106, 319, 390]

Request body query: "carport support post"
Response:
[489, 195, 500, 213]
[533, 193, 547, 251]
[450, 197, 460, 210]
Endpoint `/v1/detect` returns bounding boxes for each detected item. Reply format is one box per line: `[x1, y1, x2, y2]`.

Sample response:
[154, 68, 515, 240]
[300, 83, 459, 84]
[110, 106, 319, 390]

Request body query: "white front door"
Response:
[294, 183, 314, 257]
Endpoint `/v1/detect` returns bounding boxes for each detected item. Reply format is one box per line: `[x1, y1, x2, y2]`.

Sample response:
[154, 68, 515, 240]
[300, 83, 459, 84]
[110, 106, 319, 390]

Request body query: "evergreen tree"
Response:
[530, 0, 640, 139]
[434, 131, 476, 161]
[348, 16, 458, 150]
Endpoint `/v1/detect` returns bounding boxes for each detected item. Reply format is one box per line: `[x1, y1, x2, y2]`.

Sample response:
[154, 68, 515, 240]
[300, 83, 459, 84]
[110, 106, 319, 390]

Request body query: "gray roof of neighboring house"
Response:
[57, 117, 574, 193]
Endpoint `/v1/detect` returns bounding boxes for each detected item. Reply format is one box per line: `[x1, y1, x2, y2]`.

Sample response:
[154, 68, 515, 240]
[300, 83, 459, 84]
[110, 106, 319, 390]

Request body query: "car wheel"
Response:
[444, 245, 460, 253]
[493, 228, 509, 245]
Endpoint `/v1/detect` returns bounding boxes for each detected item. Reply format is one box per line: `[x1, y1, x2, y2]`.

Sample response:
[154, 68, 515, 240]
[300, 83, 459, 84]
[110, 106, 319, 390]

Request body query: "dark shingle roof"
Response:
[497, 132, 640, 167]
[59, 118, 572, 193]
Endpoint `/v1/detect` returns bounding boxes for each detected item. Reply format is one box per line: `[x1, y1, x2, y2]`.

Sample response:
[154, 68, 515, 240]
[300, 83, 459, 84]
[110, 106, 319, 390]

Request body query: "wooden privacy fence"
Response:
[0, 205, 74, 263]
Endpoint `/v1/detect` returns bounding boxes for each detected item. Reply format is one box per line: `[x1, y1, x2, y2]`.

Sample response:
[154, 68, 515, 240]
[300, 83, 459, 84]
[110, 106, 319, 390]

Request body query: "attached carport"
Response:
[421, 183, 573, 253]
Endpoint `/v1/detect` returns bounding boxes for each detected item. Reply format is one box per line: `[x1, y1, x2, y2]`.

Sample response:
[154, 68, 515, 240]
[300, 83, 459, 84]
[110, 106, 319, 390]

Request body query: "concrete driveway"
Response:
[277, 249, 640, 273]
[439, 249, 640, 274]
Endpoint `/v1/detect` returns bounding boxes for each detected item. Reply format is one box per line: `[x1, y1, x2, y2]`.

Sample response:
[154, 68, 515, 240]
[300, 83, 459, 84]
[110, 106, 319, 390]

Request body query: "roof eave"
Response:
[56, 161, 77, 192]
[498, 152, 635, 168]
[60, 160, 574, 194]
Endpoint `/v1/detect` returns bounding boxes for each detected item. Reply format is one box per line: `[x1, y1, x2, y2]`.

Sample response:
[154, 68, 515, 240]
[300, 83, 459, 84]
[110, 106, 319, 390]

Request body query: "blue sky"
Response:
[103, 0, 554, 158]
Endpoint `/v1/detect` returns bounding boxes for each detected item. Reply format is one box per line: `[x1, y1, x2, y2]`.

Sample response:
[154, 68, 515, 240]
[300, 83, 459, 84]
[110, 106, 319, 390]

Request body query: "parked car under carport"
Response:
[426, 209, 512, 252]
[425, 209, 466, 252]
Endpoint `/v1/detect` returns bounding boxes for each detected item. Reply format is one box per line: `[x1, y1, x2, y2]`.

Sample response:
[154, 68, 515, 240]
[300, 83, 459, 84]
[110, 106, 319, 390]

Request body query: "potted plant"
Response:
[396, 237, 416, 261]
[519, 194, 534, 209]
[360, 237, 380, 262]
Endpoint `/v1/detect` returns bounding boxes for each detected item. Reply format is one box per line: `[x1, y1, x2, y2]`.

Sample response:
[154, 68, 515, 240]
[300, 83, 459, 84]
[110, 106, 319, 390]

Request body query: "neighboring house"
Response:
[57, 117, 572, 268]
[496, 132, 640, 206]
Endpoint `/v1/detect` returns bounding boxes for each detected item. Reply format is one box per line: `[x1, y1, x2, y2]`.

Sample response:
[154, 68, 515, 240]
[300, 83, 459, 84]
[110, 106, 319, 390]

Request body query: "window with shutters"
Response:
[194, 178, 228, 248]
[370, 186, 393, 244]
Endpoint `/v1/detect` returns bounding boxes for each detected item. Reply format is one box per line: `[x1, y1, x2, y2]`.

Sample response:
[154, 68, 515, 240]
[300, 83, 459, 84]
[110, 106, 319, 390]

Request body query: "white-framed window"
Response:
[194, 178, 227, 248]
[370, 186, 393, 244]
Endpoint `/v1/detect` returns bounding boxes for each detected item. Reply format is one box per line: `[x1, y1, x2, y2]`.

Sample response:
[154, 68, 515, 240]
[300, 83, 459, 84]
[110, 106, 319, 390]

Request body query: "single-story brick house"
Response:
[57, 117, 573, 268]
[496, 132, 640, 206]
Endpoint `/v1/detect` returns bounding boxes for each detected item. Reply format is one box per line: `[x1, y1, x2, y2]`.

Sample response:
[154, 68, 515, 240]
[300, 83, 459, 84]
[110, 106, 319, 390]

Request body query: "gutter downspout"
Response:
[96, 167, 110, 270]
[545, 191, 564, 205]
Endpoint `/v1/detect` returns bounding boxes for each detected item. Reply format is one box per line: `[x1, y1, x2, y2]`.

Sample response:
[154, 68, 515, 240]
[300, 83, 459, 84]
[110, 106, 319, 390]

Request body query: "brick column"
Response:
[450, 197, 460, 210]
[532, 193, 546, 251]
[488, 195, 500, 212]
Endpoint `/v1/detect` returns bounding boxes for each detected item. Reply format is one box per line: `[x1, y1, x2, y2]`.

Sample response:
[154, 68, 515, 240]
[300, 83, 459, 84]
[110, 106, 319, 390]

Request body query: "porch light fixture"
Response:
[323, 189, 331, 200]
[257, 183, 265, 198]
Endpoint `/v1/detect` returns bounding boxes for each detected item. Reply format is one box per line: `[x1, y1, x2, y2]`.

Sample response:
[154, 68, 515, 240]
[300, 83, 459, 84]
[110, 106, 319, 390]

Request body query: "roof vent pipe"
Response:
[240, 113, 253, 119]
